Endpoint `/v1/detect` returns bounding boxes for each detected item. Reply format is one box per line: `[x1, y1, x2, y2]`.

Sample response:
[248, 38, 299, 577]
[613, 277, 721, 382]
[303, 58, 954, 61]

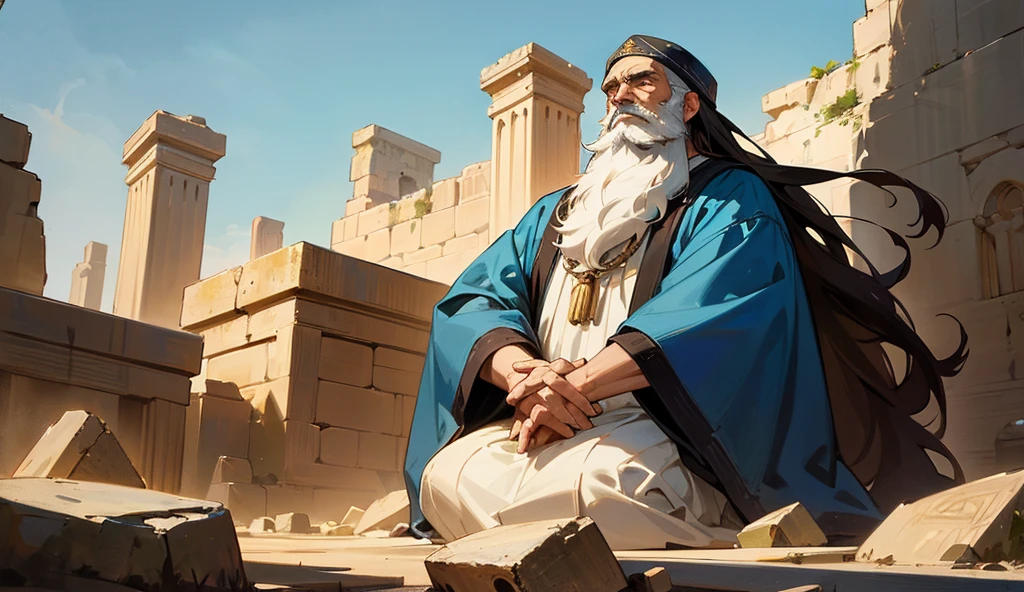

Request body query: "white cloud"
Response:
[201, 225, 251, 279]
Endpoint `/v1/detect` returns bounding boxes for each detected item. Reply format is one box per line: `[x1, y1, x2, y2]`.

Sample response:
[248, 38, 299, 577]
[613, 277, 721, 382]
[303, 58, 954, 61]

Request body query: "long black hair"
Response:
[688, 99, 969, 513]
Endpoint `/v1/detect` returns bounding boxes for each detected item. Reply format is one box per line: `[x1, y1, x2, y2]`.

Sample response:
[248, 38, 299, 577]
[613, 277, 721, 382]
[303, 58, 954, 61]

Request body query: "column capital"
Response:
[123, 111, 226, 183]
[480, 43, 592, 117]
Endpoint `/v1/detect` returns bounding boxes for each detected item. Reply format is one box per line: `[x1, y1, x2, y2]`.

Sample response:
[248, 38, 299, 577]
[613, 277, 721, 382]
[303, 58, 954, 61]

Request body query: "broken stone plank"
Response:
[207, 482, 268, 526]
[13, 410, 145, 489]
[213, 456, 254, 484]
[424, 517, 627, 592]
[275, 512, 315, 534]
[857, 470, 1024, 565]
[737, 502, 828, 549]
[627, 567, 672, 592]
[250, 516, 276, 533]
[354, 490, 410, 535]
[0, 478, 247, 592]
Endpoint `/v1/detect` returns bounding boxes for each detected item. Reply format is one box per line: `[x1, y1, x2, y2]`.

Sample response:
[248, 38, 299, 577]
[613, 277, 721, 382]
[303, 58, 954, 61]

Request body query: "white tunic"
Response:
[420, 157, 742, 550]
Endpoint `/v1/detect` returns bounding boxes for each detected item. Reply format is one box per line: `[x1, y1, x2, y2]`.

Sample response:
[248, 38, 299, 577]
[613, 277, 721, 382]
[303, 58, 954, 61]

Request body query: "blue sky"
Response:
[0, 0, 866, 313]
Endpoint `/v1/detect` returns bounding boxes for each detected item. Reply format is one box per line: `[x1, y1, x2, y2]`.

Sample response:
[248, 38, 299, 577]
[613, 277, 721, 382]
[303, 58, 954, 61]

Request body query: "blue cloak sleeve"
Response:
[610, 169, 882, 538]
[404, 188, 567, 530]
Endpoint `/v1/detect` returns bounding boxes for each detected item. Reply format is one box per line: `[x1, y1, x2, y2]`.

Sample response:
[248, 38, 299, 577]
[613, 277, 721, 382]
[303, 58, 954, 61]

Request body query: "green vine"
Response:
[810, 59, 842, 79]
[813, 89, 861, 136]
[413, 189, 433, 219]
[387, 203, 400, 227]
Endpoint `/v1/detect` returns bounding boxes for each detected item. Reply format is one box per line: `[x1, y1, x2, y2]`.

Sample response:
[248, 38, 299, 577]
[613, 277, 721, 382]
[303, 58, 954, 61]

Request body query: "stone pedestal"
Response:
[0, 114, 46, 296]
[68, 241, 107, 310]
[251, 216, 285, 260]
[0, 285, 203, 492]
[349, 124, 441, 208]
[180, 242, 448, 522]
[481, 43, 592, 238]
[113, 111, 226, 329]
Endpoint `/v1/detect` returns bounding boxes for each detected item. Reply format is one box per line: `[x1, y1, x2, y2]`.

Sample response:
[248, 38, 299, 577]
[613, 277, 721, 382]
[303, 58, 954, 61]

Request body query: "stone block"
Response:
[354, 489, 410, 535]
[206, 482, 267, 525]
[431, 177, 460, 210]
[856, 470, 1024, 564]
[887, 0, 960, 90]
[334, 235, 368, 259]
[372, 365, 420, 397]
[390, 219, 422, 255]
[250, 216, 285, 260]
[275, 511, 315, 534]
[352, 175, 392, 201]
[206, 342, 268, 388]
[13, 410, 145, 489]
[0, 159, 41, 214]
[202, 379, 244, 401]
[761, 78, 818, 120]
[403, 261, 427, 277]
[266, 324, 321, 422]
[180, 266, 241, 329]
[246, 298, 298, 343]
[293, 299, 432, 353]
[198, 313, 248, 357]
[357, 432, 399, 471]
[425, 248, 479, 285]
[345, 196, 371, 217]
[381, 255, 404, 270]
[319, 335, 373, 387]
[358, 202, 391, 236]
[364, 228, 390, 263]
[342, 506, 365, 526]
[957, 0, 1024, 53]
[212, 456, 253, 484]
[265, 483, 316, 517]
[420, 208, 456, 246]
[443, 232, 480, 256]
[0, 213, 46, 296]
[250, 516, 276, 532]
[424, 517, 627, 592]
[627, 567, 672, 592]
[458, 161, 491, 203]
[0, 115, 31, 168]
[960, 135, 1010, 166]
[196, 396, 251, 482]
[320, 426, 359, 467]
[374, 347, 425, 373]
[0, 478, 248, 591]
[736, 502, 828, 548]
[853, 7, 891, 58]
[404, 243, 443, 265]
[316, 381, 396, 434]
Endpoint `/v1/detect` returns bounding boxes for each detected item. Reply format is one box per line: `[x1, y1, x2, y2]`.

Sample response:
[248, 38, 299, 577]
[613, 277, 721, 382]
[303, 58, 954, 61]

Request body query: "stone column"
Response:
[349, 124, 441, 211]
[113, 111, 226, 329]
[250, 216, 284, 260]
[69, 241, 107, 310]
[481, 43, 592, 238]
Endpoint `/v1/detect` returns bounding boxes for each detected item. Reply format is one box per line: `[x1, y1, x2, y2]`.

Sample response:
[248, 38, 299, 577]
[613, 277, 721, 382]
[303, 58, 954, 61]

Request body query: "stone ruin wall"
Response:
[754, 0, 1024, 479]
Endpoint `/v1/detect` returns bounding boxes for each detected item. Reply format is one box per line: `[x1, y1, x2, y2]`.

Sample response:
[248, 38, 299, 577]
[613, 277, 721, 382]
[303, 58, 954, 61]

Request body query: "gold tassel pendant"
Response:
[568, 272, 599, 326]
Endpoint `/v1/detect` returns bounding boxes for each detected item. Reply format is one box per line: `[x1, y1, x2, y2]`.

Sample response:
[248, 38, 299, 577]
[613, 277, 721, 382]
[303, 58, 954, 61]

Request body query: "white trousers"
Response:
[420, 405, 743, 551]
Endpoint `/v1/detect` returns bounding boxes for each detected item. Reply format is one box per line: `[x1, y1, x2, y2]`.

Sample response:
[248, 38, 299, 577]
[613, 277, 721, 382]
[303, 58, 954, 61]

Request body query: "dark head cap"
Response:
[605, 35, 718, 107]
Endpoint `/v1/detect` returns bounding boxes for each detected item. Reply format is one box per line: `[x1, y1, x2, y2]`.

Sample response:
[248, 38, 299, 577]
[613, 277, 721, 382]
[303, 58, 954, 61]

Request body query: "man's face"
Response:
[601, 56, 673, 127]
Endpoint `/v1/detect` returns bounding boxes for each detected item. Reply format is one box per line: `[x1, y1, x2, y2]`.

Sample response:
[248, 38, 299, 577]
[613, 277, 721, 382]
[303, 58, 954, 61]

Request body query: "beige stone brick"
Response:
[455, 198, 489, 237]
[334, 234, 367, 259]
[199, 314, 249, 357]
[202, 379, 244, 401]
[284, 420, 320, 467]
[420, 208, 456, 246]
[239, 375, 288, 415]
[854, 8, 891, 57]
[390, 219, 422, 255]
[353, 174, 391, 199]
[357, 432, 399, 471]
[425, 248, 479, 285]
[364, 227, 391, 262]
[293, 299, 432, 353]
[345, 196, 371, 217]
[380, 255, 404, 270]
[316, 381, 396, 434]
[206, 343, 268, 388]
[0, 115, 31, 168]
[320, 426, 359, 467]
[431, 177, 459, 210]
[358, 202, 391, 235]
[374, 347, 425, 373]
[372, 365, 420, 397]
[392, 398, 403, 437]
[458, 161, 491, 203]
[401, 396, 416, 437]
[397, 437, 410, 469]
[443, 233, 479, 256]
[319, 336, 373, 387]
[0, 159, 40, 215]
[404, 243, 442, 265]
[266, 324, 320, 422]
[247, 298, 298, 343]
[403, 262, 427, 277]
[330, 217, 358, 247]
[265, 483, 316, 518]
[180, 266, 241, 329]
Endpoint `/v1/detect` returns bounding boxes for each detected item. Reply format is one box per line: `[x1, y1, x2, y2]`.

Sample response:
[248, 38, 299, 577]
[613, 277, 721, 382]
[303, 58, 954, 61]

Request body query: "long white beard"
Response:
[556, 91, 692, 272]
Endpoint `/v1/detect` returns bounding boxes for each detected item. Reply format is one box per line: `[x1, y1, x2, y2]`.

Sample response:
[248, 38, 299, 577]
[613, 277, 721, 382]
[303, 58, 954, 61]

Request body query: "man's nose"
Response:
[610, 83, 633, 106]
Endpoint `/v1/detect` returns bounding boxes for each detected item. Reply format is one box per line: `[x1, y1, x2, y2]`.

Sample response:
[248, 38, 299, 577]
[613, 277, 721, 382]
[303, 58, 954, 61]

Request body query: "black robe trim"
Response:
[453, 328, 540, 438]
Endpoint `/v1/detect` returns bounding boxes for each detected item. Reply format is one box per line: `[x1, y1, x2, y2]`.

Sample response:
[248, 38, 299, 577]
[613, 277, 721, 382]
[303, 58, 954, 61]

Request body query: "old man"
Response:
[404, 35, 967, 550]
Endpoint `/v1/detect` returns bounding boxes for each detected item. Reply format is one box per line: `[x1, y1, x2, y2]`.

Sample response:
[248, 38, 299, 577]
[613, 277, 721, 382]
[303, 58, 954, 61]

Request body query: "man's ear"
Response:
[683, 91, 700, 123]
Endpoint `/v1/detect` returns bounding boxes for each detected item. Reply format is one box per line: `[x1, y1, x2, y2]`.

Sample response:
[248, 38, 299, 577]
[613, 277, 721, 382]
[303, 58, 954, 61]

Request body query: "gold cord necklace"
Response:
[561, 233, 646, 326]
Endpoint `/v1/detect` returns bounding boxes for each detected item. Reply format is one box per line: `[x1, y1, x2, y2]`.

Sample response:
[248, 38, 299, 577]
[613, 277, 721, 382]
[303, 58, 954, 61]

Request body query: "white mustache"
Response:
[604, 104, 660, 132]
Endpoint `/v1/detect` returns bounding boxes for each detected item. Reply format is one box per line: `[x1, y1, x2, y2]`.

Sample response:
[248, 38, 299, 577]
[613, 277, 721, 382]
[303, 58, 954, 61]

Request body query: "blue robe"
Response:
[404, 162, 883, 543]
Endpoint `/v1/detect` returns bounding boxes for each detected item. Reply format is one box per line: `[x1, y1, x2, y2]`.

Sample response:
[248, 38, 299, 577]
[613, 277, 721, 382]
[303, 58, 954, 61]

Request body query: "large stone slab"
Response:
[0, 478, 248, 591]
[13, 410, 145, 489]
[856, 470, 1024, 564]
[424, 517, 627, 592]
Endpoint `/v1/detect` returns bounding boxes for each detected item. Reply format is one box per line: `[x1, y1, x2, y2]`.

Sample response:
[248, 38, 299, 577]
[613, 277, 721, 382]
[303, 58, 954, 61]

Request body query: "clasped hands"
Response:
[503, 357, 600, 454]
